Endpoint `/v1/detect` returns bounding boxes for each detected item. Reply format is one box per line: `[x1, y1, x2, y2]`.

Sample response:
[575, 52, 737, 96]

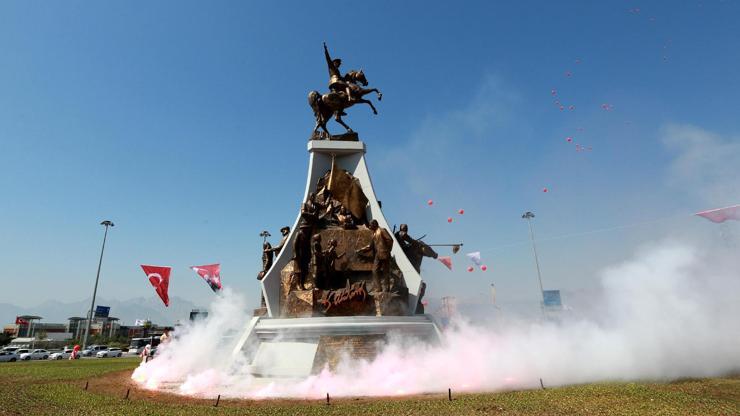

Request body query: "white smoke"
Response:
[132, 239, 740, 398]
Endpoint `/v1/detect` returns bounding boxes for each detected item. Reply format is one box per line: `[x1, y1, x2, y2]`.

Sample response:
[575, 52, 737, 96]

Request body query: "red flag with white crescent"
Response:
[437, 256, 453, 270]
[695, 204, 740, 223]
[190, 264, 222, 293]
[141, 265, 171, 307]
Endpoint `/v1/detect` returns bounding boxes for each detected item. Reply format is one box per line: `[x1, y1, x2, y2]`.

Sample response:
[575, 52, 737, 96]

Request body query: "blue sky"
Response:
[1, 1, 738, 316]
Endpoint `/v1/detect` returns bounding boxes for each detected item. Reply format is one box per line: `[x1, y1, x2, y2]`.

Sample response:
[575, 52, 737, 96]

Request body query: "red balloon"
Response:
[566, 137, 573, 142]
[481, 265, 488, 271]
[427, 199, 434, 206]
[467, 266, 474, 272]
[447, 217, 453, 223]
[542, 187, 549, 193]
[458, 209, 465, 215]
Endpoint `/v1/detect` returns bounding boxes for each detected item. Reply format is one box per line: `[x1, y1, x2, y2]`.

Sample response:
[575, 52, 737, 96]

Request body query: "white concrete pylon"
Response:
[260, 140, 423, 317]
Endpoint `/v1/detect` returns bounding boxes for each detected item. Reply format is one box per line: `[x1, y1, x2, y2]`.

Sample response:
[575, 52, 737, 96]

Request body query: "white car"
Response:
[14, 349, 30, 357]
[20, 349, 50, 361]
[81, 345, 108, 357]
[0, 351, 18, 362]
[49, 351, 72, 360]
[96, 348, 122, 358]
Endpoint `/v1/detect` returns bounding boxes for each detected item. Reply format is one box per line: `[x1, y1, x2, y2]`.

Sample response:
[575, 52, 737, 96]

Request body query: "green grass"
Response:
[0, 358, 738, 415]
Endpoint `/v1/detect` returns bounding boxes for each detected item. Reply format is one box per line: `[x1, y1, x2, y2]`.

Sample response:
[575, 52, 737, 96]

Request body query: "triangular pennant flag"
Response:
[437, 256, 452, 270]
[695, 204, 740, 223]
[466, 251, 481, 266]
[190, 264, 222, 293]
[141, 265, 171, 307]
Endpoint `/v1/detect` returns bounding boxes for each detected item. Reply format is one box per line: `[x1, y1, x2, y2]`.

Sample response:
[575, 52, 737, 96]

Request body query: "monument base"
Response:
[232, 315, 442, 378]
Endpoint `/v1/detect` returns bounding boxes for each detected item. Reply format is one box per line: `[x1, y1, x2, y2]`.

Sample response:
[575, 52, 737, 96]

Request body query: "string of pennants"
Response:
[140, 264, 222, 307]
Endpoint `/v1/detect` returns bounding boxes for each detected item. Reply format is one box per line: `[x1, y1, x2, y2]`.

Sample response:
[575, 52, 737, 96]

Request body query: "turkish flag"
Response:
[695, 205, 740, 223]
[141, 265, 171, 307]
[437, 256, 453, 270]
[15, 317, 28, 325]
[190, 264, 222, 293]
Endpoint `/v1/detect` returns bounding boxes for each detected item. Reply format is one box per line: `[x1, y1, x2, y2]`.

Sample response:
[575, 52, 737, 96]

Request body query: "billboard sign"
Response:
[94, 305, 111, 318]
[542, 290, 562, 308]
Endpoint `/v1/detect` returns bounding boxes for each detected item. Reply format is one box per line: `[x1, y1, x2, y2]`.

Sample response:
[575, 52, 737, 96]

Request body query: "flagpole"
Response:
[82, 220, 114, 350]
[522, 212, 545, 318]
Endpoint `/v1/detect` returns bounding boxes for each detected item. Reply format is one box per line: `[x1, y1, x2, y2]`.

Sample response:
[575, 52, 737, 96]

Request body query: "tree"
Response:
[0, 333, 11, 347]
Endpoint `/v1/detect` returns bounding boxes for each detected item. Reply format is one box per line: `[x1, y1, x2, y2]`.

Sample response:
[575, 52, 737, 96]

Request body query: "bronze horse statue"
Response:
[404, 238, 438, 273]
[395, 224, 439, 273]
[308, 70, 382, 137]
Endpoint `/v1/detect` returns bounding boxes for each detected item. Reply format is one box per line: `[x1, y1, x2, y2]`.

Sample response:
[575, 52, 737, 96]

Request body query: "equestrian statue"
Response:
[308, 42, 382, 138]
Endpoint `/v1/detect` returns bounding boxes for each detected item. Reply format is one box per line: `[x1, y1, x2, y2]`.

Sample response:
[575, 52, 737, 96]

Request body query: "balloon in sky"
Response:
[447, 217, 453, 223]
[542, 187, 549, 193]
[467, 266, 474, 272]
[481, 265, 488, 271]
[695, 205, 740, 223]
[566, 137, 573, 142]
[551, 89, 557, 96]
[427, 199, 434, 206]
[458, 209, 465, 215]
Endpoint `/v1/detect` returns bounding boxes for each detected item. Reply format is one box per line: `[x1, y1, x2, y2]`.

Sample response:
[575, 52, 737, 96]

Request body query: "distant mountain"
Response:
[0, 296, 204, 327]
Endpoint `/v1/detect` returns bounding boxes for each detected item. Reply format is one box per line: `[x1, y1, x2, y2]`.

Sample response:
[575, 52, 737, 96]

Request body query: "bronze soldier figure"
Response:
[270, 226, 290, 256]
[324, 42, 352, 103]
[356, 219, 394, 292]
[322, 238, 345, 288]
[292, 224, 312, 290]
[309, 233, 323, 289]
[262, 241, 274, 275]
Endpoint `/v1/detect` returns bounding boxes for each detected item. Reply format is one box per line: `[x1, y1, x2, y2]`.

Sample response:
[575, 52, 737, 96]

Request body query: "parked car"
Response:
[81, 345, 108, 357]
[0, 351, 18, 362]
[20, 349, 50, 361]
[2, 347, 20, 354]
[96, 348, 122, 358]
[49, 351, 77, 360]
[14, 349, 30, 357]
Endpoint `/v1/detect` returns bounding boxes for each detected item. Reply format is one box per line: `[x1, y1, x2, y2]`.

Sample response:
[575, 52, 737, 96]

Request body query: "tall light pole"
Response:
[82, 220, 114, 349]
[522, 212, 545, 316]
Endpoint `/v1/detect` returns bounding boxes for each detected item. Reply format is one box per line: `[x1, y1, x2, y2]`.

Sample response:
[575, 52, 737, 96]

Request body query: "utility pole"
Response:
[522, 212, 545, 317]
[82, 220, 114, 349]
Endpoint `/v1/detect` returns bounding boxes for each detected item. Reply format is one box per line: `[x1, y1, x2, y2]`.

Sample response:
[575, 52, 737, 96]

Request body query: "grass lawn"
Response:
[0, 357, 738, 415]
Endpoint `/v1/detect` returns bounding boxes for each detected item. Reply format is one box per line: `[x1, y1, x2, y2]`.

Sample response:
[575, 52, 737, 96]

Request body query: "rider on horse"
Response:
[324, 43, 353, 101]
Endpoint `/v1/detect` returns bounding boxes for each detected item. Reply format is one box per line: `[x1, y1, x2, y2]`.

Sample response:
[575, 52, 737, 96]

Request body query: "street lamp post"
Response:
[522, 212, 545, 316]
[82, 220, 114, 349]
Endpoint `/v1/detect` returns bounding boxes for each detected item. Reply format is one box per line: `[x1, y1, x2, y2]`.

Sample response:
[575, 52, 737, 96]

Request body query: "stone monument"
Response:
[232, 44, 441, 378]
